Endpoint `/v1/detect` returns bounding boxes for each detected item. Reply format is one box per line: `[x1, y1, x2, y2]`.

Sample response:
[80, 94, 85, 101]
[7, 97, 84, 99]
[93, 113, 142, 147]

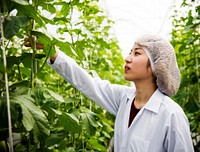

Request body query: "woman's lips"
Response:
[124, 65, 130, 73]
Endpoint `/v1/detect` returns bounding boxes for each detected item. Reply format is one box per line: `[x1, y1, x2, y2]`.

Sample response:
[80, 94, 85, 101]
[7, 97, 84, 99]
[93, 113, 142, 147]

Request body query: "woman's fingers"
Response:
[24, 41, 31, 47]
[24, 42, 44, 49]
[24, 37, 44, 49]
[24, 37, 30, 42]
[35, 43, 44, 49]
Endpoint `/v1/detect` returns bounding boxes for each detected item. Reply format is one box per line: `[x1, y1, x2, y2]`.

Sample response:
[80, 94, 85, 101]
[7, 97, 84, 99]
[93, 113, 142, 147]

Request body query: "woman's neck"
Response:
[134, 81, 157, 109]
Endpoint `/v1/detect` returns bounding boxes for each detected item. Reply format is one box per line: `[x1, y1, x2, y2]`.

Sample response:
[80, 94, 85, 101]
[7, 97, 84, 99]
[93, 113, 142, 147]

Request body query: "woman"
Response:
[26, 34, 194, 151]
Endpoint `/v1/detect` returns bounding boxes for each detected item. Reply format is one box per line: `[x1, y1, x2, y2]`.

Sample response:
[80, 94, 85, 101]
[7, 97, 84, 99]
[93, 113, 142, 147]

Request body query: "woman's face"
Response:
[124, 43, 153, 82]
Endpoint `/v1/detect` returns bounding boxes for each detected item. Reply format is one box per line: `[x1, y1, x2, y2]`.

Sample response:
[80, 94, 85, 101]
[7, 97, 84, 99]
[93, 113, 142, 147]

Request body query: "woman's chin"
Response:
[124, 76, 132, 81]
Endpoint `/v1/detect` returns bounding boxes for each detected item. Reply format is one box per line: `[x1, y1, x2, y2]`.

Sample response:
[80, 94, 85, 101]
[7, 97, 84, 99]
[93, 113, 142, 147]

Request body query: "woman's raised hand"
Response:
[24, 36, 59, 62]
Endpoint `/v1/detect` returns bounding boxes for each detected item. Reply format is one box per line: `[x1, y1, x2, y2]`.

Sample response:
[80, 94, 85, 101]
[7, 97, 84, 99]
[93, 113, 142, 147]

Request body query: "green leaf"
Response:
[65, 97, 77, 104]
[15, 4, 44, 26]
[50, 108, 81, 133]
[65, 147, 76, 152]
[54, 39, 77, 56]
[58, 112, 81, 133]
[53, 17, 70, 23]
[75, 40, 86, 58]
[10, 86, 29, 95]
[46, 89, 64, 103]
[45, 132, 67, 147]
[40, 16, 55, 24]
[88, 138, 107, 151]
[9, 81, 30, 91]
[14, 143, 27, 152]
[11, 95, 50, 143]
[4, 16, 29, 39]
[40, 3, 56, 14]
[60, 2, 70, 16]
[11, 0, 29, 5]
[80, 108, 98, 135]
[51, 108, 62, 115]
[20, 67, 31, 77]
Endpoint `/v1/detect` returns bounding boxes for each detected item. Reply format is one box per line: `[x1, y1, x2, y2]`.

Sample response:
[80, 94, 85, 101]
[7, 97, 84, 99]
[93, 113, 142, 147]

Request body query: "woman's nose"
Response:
[125, 55, 132, 63]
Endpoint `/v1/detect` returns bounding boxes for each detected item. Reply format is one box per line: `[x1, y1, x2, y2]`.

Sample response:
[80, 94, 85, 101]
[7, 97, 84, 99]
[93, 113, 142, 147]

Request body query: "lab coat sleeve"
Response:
[164, 112, 194, 152]
[48, 51, 124, 115]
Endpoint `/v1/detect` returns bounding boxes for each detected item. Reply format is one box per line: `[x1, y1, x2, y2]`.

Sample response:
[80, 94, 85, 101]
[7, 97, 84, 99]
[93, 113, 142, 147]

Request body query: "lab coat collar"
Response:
[126, 88, 164, 114]
[143, 89, 164, 113]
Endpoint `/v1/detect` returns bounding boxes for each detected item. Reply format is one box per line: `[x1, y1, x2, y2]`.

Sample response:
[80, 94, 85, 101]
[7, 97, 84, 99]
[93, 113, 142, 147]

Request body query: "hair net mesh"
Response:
[135, 35, 180, 96]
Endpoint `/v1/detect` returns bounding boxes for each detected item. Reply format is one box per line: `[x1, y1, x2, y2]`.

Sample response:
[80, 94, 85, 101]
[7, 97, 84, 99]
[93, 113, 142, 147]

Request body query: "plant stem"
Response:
[29, 34, 36, 88]
[40, 45, 52, 71]
[69, 0, 75, 45]
[30, 0, 39, 89]
[0, 15, 14, 152]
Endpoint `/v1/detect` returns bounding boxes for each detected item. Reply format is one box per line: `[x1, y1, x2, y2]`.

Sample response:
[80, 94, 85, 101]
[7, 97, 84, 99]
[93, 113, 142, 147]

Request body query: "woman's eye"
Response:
[134, 52, 140, 55]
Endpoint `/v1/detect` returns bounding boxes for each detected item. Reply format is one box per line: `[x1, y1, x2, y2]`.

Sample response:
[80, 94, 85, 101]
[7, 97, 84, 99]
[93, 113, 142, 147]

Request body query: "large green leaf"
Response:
[0, 94, 23, 140]
[80, 108, 98, 135]
[30, 87, 65, 103]
[58, 112, 81, 133]
[51, 108, 81, 133]
[4, 16, 29, 39]
[15, 4, 44, 26]
[11, 95, 50, 143]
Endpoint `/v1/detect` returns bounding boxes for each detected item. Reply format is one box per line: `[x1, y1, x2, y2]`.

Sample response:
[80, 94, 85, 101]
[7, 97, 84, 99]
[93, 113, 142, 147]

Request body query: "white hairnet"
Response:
[135, 34, 180, 96]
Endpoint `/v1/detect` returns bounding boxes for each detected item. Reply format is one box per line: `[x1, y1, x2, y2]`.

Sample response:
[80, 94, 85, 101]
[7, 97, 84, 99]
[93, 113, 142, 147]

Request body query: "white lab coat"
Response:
[48, 51, 194, 152]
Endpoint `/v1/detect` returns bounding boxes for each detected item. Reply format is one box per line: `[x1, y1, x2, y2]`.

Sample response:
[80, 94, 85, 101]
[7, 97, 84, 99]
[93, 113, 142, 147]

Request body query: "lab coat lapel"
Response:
[128, 89, 164, 128]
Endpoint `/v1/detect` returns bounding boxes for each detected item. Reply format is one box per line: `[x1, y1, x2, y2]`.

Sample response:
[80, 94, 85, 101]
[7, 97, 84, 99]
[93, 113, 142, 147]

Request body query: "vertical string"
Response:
[0, 16, 14, 152]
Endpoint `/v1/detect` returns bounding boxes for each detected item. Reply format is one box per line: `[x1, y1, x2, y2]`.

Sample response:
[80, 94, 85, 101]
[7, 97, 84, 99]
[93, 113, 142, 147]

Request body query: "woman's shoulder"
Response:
[160, 95, 187, 120]
[162, 95, 183, 111]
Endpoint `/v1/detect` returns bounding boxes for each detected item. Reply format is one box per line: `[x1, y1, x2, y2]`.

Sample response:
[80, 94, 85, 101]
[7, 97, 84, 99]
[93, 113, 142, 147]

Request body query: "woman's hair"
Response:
[146, 59, 157, 84]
